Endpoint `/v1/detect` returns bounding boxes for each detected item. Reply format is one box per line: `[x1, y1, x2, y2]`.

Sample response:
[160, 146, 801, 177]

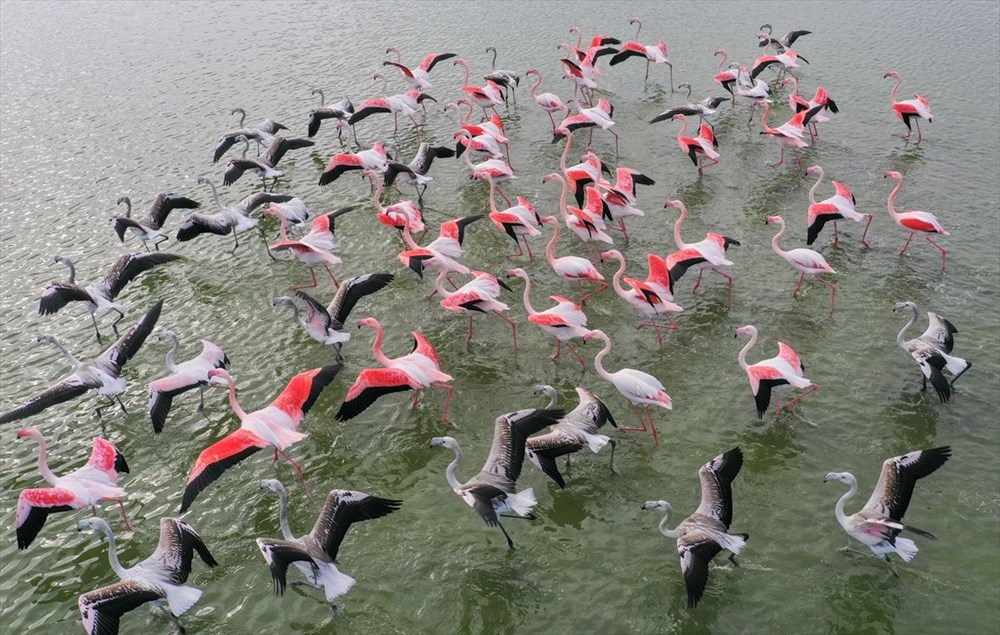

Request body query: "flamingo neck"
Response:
[487, 178, 500, 215]
[716, 51, 727, 72]
[559, 132, 573, 171]
[888, 76, 901, 104]
[434, 271, 453, 299]
[61, 259, 77, 284]
[401, 222, 419, 249]
[488, 47, 497, 70]
[314, 89, 325, 107]
[770, 220, 789, 258]
[542, 389, 557, 409]
[761, 102, 774, 132]
[30, 434, 58, 485]
[98, 523, 127, 579]
[545, 222, 560, 265]
[529, 73, 543, 99]
[517, 273, 537, 315]
[204, 180, 224, 211]
[675, 116, 689, 140]
[591, 333, 614, 383]
[47, 337, 81, 368]
[833, 475, 858, 532]
[787, 76, 800, 101]
[444, 444, 463, 491]
[164, 334, 180, 372]
[371, 178, 387, 214]
[119, 198, 132, 218]
[658, 508, 679, 539]
[672, 204, 688, 250]
[275, 214, 290, 242]
[886, 178, 903, 220]
[460, 100, 473, 124]
[633, 19, 642, 39]
[376, 74, 388, 97]
[274, 486, 294, 541]
[609, 254, 628, 298]
[386, 47, 401, 63]
[897, 306, 918, 350]
[456, 59, 470, 87]
[369, 323, 393, 367]
[223, 376, 248, 420]
[808, 168, 825, 204]
[737, 329, 757, 371]
[239, 138, 249, 159]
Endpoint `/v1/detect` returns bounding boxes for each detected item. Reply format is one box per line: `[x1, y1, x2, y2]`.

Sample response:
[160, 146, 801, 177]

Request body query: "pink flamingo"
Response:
[265, 209, 344, 290]
[397, 219, 471, 283]
[583, 329, 671, 445]
[383, 48, 456, 90]
[735, 325, 817, 420]
[884, 71, 932, 141]
[180, 365, 342, 512]
[15, 429, 132, 550]
[539, 215, 607, 305]
[749, 49, 808, 81]
[600, 249, 682, 349]
[664, 199, 739, 308]
[784, 76, 838, 138]
[805, 165, 872, 247]
[884, 171, 949, 270]
[713, 49, 744, 101]
[544, 173, 613, 260]
[759, 102, 821, 169]
[319, 141, 388, 186]
[435, 270, 517, 348]
[766, 215, 837, 312]
[347, 73, 430, 139]
[357, 316, 454, 423]
[455, 128, 504, 160]
[453, 58, 503, 116]
[555, 98, 620, 159]
[506, 267, 590, 369]
[487, 176, 541, 259]
[599, 166, 654, 241]
[525, 68, 569, 134]
[609, 21, 673, 89]
[670, 114, 719, 175]
[367, 171, 425, 235]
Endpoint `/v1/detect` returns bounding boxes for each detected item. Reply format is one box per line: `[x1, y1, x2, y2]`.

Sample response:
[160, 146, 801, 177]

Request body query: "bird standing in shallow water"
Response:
[735, 325, 817, 420]
[824, 446, 951, 576]
[892, 301, 970, 402]
[147, 330, 229, 434]
[883, 171, 949, 270]
[765, 215, 837, 312]
[642, 447, 748, 608]
[884, 70, 932, 142]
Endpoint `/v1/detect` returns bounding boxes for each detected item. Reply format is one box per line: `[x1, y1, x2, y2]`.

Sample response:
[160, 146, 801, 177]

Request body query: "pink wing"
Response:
[86, 438, 127, 480]
[269, 365, 342, 420]
[777, 342, 803, 374]
[410, 331, 440, 367]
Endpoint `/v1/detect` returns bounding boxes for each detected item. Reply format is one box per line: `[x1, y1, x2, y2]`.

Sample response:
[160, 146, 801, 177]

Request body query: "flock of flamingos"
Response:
[2, 16, 973, 634]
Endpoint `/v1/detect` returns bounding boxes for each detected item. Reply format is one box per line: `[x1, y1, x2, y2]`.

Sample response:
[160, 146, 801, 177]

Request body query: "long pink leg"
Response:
[580, 281, 608, 305]
[435, 382, 455, 424]
[497, 185, 512, 206]
[783, 383, 819, 413]
[692, 268, 705, 293]
[860, 215, 873, 248]
[814, 276, 838, 312]
[792, 273, 806, 296]
[291, 267, 319, 290]
[277, 449, 310, 497]
[925, 236, 947, 271]
[768, 147, 785, 168]
[323, 264, 341, 288]
[644, 59, 650, 83]
[565, 342, 587, 370]
[832, 222, 840, 245]
[524, 237, 534, 261]
[610, 129, 620, 161]
[494, 311, 518, 348]
[646, 407, 660, 445]
[899, 233, 914, 254]
[637, 322, 665, 349]
[109, 499, 135, 531]
[551, 340, 563, 361]
[547, 111, 557, 135]
[712, 268, 735, 309]
[915, 119, 922, 142]
[793, 149, 803, 170]
[412, 390, 421, 408]
[773, 393, 783, 419]
[620, 405, 649, 432]
[466, 315, 475, 344]
[505, 238, 525, 259]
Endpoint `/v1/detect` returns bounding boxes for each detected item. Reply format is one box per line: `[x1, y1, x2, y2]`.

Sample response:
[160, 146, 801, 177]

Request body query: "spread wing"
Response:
[694, 447, 743, 528]
[309, 489, 402, 562]
[863, 446, 951, 522]
[79, 581, 163, 635]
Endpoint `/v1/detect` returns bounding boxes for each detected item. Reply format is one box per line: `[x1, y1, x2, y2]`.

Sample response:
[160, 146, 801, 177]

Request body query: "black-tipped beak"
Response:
[498, 278, 513, 292]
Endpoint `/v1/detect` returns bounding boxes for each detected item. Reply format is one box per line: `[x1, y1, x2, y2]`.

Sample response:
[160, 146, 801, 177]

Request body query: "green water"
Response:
[1, 1, 998, 634]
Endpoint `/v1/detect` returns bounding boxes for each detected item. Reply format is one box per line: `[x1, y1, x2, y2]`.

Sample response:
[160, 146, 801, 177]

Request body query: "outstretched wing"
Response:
[98, 253, 180, 300]
[327, 273, 394, 325]
[180, 427, 268, 512]
[79, 581, 163, 635]
[255, 537, 317, 595]
[863, 446, 951, 522]
[694, 447, 743, 528]
[101, 299, 163, 372]
[309, 489, 402, 562]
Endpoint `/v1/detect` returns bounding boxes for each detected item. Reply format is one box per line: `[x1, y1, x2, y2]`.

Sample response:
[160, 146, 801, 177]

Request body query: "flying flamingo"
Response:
[584, 329, 671, 444]
[486, 176, 541, 259]
[111, 193, 200, 252]
[766, 215, 837, 312]
[735, 325, 817, 419]
[179, 365, 343, 512]
[665, 114, 719, 176]
[15, 429, 132, 550]
[147, 330, 229, 434]
[360, 316, 454, 419]
[539, 215, 607, 305]
[784, 76, 838, 138]
[306, 87, 353, 139]
[506, 268, 590, 369]
[759, 102, 822, 168]
[650, 83, 729, 124]
[884, 171, 948, 270]
[663, 199, 739, 308]
[757, 25, 811, 52]
[434, 270, 518, 348]
[884, 71, 932, 141]
[318, 141, 389, 186]
[600, 249, 682, 349]
[609, 18, 673, 89]
[555, 99, 620, 159]
[749, 49, 808, 81]
[383, 48, 456, 90]
[265, 208, 345, 290]
[805, 165, 872, 247]
[525, 68, 569, 135]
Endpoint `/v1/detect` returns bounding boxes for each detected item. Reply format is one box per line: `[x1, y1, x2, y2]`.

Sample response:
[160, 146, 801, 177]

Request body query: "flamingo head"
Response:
[765, 215, 783, 225]
[156, 329, 178, 342]
[36, 334, 58, 345]
[823, 472, 852, 484]
[883, 70, 899, 79]
[429, 436, 458, 450]
[541, 173, 561, 185]
[357, 317, 379, 330]
[552, 127, 569, 142]
[506, 267, 527, 279]
[372, 72, 384, 82]
[781, 78, 795, 86]
[884, 171, 902, 180]
[641, 500, 672, 513]
[452, 58, 467, 68]
[629, 16, 640, 24]
[197, 176, 210, 185]
[525, 68, 539, 76]
[532, 384, 556, 397]
[77, 517, 111, 534]
[713, 48, 726, 57]
[16, 428, 42, 441]
[259, 479, 287, 495]
[671, 113, 686, 122]
[734, 325, 756, 339]
[206, 368, 233, 388]
[599, 249, 621, 262]
[230, 107, 245, 116]
[539, 215, 558, 226]
[582, 329, 606, 343]
[664, 200, 683, 211]
[892, 301, 917, 314]
[569, 26, 581, 35]
[805, 165, 822, 175]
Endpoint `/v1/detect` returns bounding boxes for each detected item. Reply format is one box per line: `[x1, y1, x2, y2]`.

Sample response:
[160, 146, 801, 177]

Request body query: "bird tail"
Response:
[164, 584, 202, 617]
[505, 487, 537, 517]
[317, 561, 356, 602]
[718, 532, 748, 555]
[582, 431, 610, 453]
[942, 352, 970, 377]
[893, 537, 918, 562]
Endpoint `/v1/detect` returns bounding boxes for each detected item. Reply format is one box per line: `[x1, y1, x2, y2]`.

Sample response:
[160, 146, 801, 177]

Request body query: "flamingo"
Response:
[667, 114, 720, 176]
[487, 175, 541, 259]
[598, 166, 654, 241]
[179, 364, 343, 512]
[398, 217, 477, 281]
[0, 300, 163, 424]
[805, 165, 872, 247]
[663, 199, 739, 308]
[884, 71, 932, 141]
[734, 325, 817, 419]
[147, 330, 229, 434]
[609, 19, 673, 89]
[736, 76, 772, 126]
[429, 407, 564, 549]
[525, 385, 617, 487]
[255, 480, 401, 605]
[453, 58, 504, 116]
[443, 99, 510, 153]
[382, 48, 456, 90]
[650, 82, 729, 123]
[555, 98, 620, 159]
[759, 102, 823, 168]
[14, 429, 132, 550]
[893, 301, 971, 402]
[583, 329, 671, 444]
[367, 170, 425, 235]
[222, 134, 314, 188]
[766, 215, 837, 311]
[749, 49, 808, 81]
[265, 208, 347, 290]
[558, 128, 611, 206]
[211, 106, 287, 163]
[454, 127, 504, 160]
[544, 173, 613, 258]
[76, 517, 217, 635]
[539, 215, 607, 305]
[884, 171, 949, 270]
[306, 87, 353, 138]
[383, 141, 455, 203]
[642, 447, 748, 607]
[824, 447, 951, 576]
[506, 267, 590, 368]
[783, 76, 838, 138]
[262, 197, 312, 235]
[177, 177, 288, 256]
[600, 249, 682, 349]
[525, 68, 569, 134]
[434, 270, 518, 348]
[758, 25, 811, 52]
[465, 155, 516, 204]
[111, 193, 200, 252]
[484, 46, 520, 103]
[559, 56, 599, 104]
[713, 49, 746, 100]
[38, 252, 177, 342]
[318, 141, 389, 186]
[347, 73, 433, 139]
